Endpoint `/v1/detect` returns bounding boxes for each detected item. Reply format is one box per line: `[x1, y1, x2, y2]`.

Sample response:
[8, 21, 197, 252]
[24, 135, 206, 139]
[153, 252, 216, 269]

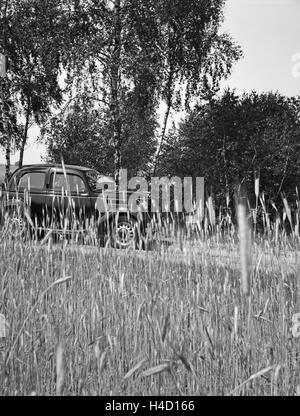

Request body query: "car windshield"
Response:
[85, 170, 116, 191]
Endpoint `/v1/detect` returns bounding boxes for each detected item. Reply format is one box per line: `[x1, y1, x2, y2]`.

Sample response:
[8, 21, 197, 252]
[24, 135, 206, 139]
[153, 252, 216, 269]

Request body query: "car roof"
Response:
[13, 164, 95, 173]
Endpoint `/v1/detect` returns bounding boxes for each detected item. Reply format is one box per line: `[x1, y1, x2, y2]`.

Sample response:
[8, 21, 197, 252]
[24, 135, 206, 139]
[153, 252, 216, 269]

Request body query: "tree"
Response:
[152, 0, 242, 173]
[158, 90, 300, 209]
[46, 90, 158, 178]
[0, 79, 20, 181]
[0, 0, 70, 170]
[60, 0, 241, 184]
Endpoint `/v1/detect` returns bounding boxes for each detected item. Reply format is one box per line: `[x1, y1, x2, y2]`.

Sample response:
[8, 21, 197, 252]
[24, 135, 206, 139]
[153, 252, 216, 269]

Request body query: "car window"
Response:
[52, 173, 87, 194]
[85, 170, 100, 190]
[86, 170, 116, 192]
[18, 172, 45, 190]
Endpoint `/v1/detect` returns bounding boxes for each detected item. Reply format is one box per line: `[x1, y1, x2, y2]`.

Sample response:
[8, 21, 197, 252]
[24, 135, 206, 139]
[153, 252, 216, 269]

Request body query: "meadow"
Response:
[0, 195, 300, 396]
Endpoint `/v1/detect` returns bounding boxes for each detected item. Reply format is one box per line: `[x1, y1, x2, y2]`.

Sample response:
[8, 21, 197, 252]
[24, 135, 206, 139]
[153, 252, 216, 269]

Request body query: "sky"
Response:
[1, 0, 300, 165]
[221, 0, 300, 96]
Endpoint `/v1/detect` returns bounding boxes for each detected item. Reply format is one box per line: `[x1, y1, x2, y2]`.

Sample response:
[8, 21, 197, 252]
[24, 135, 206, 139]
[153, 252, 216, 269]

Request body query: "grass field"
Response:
[1, 182, 300, 396]
[0, 224, 300, 396]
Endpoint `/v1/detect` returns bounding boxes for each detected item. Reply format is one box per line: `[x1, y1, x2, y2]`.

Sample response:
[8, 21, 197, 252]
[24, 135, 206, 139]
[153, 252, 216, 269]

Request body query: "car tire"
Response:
[108, 214, 144, 250]
[1, 203, 30, 239]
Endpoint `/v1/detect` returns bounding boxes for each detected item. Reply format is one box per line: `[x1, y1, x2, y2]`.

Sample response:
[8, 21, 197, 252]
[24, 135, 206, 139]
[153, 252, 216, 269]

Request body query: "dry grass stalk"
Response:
[56, 340, 65, 396]
[161, 312, 170, 343]
[283, 197, 293, 231]
[124, 357, 148, 380]
[5, 275, 72, 367]
[142, 363, 171, 377]
[233, 306, 239, 338]
[255, 176, 260, 199]
[228, 365, 276, 396]
[207, 197, 216, 227]
[98, 351, 107, 373]
[237, 203, 252, 296]
[0, 314, 9, 339]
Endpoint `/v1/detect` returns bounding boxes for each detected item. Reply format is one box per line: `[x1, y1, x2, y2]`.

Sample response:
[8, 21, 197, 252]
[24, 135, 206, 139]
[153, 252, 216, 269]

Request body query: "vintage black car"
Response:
[0, 164, 150, 249]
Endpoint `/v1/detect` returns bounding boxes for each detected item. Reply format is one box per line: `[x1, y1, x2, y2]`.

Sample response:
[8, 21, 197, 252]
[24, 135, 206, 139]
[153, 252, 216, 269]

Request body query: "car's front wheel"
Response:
[1, 203, 30, 239]
[107, 215, 145, 250]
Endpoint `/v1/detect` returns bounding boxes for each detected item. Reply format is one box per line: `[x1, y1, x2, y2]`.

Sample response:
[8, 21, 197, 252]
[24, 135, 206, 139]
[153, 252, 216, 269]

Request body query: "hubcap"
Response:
[115, 221, 136, 248]
[6, 215, 26, 236]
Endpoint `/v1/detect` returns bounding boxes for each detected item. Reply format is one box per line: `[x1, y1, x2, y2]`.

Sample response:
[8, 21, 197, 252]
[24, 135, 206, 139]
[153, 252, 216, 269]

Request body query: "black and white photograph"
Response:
[1, 0, 300, 400]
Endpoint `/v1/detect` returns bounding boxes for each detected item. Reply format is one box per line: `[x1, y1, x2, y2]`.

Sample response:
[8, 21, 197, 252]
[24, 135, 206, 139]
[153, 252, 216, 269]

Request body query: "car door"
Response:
[45, 168, 91, 230]
[7, 169, 47, 227]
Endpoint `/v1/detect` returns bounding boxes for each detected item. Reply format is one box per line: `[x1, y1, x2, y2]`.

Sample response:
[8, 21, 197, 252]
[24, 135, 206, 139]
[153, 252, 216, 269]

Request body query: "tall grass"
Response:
[0, 190, 300, 396]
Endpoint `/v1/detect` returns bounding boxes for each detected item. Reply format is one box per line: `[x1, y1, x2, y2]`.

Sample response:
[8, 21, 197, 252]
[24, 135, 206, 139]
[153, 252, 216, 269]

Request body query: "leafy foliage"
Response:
[2, 0, 242, 182]
[45, 0, 241, 179]
[0, 0, 69, 167]
[46, 92, 158, 177]
[0, 80, 20, 152]
[158, 90, 300, 208]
